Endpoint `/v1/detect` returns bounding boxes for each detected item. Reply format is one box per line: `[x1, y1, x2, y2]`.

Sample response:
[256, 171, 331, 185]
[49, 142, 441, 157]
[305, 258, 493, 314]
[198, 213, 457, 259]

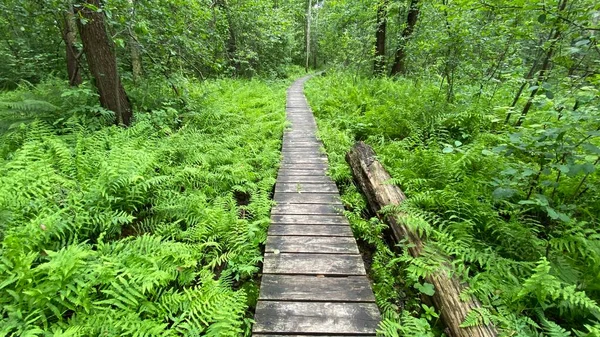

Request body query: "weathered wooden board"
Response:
[276, 175, 332, 183]
[282, 152, 326, 158]
[271, 203, 341, 215]
[277, 169, 327, 176]
[271, 214, 349, 225]
[263, 253, 366, 275]
[282, 138, 321, 144]
[281, 157, 327, 164]
[281, 144, 323, 155]
[282, 141, 322, 147]
[268, 224, 353, 237]
[279, 163, 328, 170]
[266, 236, 359, 254]
[253, 301, 380, 334]
[274, 192, 342, 204]
[275, 183, 338, 193]
[254, 335, 375, 337]
[283, 134, 318, 139]
[259, 275, 376, 302]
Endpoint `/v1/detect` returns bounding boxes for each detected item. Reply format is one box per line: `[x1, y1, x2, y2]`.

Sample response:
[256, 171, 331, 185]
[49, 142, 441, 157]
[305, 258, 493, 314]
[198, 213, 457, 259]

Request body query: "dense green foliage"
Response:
[0, 0, 308, 89]
[0, 78, 287, 336]
[305, 71, 599, 336]
[2, 0, 600, 335]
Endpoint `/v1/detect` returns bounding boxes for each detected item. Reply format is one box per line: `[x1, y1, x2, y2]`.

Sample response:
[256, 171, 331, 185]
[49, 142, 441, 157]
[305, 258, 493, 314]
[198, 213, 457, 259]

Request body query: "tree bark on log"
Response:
[76, 0, 132, 126]
[346, 141, 497, 337]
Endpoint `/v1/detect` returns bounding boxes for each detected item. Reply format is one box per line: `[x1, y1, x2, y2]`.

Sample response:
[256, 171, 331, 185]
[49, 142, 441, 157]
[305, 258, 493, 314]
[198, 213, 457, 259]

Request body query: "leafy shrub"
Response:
[305, 72, 600, 336]
[0, 78, 286, 336]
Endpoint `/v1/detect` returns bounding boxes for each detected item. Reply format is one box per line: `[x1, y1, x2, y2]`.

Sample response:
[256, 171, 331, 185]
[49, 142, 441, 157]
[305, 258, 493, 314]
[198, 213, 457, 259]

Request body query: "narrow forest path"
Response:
[252, 76, 381, 336]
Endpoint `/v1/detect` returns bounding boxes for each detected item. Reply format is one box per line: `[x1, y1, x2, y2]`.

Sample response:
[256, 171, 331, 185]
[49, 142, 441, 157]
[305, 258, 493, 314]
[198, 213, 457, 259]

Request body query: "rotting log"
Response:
[346, 141, 497, 337]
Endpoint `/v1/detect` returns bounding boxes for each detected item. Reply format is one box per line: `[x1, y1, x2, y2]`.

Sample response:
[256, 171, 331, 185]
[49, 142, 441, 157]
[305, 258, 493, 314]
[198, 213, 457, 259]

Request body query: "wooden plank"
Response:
[282, 153, 326, 159]
[275, 183, 338, 193]
[259, 275, 375, 302]
[271, 203, 341, 215]
[277, 169, 327, 176]
[263, 253, 366, 275]
[279, 163, 328, 170]
[277, 175, 332, 183]
[268, 224, 353, 237]
[254, 335, 374, 337]
[282, 155, 327, 161]
[282, 141, 322, 147]
[279, 163, 327, 169]
[274, 193, 341, 204]
[287, 122, 316, 125]
[266, 236, 359, 254]
[281, 145, 322, 154]
[253, 301, 379, 334]
[282, 137, 320, 142]
[283, 134, 317, 139]
[271, 214, 349, 225]
[281, 159, 328, 165]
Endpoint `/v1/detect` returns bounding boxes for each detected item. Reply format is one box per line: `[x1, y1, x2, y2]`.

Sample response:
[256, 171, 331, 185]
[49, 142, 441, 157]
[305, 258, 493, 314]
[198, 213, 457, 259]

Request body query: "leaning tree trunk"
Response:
[75, 0, 132, 126]
[346, 142, 498, 337]
[390, 0, 420, 76]
[374, 0, 388, 76]
[62, 8, 82, 86]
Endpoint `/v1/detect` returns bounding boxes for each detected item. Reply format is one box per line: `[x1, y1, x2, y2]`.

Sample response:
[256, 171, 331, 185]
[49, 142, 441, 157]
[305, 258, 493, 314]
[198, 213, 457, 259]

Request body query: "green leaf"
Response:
[537, 14, 546, 23]
[493, 187, 516, 200]
[414, 282, 435, 296]
[582, 143, 600, 155]
[443, 146, 454, 153]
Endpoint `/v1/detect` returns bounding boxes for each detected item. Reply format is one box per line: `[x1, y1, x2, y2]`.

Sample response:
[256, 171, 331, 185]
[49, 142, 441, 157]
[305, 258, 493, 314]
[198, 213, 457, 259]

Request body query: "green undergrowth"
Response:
[0, 77, 287, 336]
[305, 72, 600, 337]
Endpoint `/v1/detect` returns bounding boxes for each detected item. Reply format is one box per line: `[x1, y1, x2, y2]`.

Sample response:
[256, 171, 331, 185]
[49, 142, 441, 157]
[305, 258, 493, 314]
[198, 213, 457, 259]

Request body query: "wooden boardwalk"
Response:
[253, 76, 380, 336]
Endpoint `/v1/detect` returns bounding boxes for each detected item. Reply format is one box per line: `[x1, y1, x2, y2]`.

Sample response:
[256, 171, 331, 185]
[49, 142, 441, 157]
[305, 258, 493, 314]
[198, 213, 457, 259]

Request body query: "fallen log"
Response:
[346, 141, 497, 337]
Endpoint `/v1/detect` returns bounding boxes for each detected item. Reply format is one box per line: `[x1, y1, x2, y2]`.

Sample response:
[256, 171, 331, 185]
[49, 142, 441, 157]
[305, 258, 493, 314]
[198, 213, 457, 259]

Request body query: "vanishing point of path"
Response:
[252, 76, 381, 336]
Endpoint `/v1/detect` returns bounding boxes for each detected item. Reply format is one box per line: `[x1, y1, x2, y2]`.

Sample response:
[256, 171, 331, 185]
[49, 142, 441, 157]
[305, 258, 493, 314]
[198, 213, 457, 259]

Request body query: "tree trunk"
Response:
[346, 142, 498, 337]
[511, 0, 568, 126]
[374, 0, 388, 76]
[305, 0, 312, 72]
[390, 0, 420, 76]
[129, 35, 142, 82]
[75, 0, 132, 126]
[62, 8, 82, 86]
[128, 0, 142, 82]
